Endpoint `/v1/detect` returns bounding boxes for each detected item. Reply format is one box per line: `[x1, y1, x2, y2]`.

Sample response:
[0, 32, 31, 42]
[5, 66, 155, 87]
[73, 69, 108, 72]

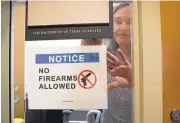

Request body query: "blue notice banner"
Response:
[36, 53, 99, 64]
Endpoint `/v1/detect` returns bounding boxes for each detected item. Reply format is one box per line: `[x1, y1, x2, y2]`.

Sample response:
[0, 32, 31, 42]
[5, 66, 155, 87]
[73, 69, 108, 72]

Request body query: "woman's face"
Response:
[113, 5, 131, 46]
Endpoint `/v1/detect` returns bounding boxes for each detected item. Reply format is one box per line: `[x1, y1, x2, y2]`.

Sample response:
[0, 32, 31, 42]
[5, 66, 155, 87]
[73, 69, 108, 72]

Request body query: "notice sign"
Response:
[25, 42, 107, 109]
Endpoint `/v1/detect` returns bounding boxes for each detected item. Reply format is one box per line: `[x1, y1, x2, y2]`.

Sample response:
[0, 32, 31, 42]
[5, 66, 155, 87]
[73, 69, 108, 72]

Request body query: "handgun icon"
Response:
[81, 73, 91, 86]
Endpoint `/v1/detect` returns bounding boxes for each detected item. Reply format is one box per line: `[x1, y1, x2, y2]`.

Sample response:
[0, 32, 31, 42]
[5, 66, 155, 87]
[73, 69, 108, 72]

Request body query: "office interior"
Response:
[1, 1, 180, 123]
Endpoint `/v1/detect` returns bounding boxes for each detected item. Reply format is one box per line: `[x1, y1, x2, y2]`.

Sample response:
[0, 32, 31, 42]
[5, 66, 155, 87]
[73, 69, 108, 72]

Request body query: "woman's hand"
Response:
[81, 39, 132, 90]
[107, 76, 131, 90]
[107, 49, 133, 90]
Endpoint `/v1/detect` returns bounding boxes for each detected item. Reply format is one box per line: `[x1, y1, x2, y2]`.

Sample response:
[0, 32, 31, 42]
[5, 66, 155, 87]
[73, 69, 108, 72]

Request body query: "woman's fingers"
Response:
[107, 67, 111, 72]
[115, 49, 123, 62]
[114, 76, 133, 87]
[116, 49, 130, 65]
[107, 51, 119, 62]
[109, 67, 118, 77]
[81, 39, 102, 46]
[107, 51, 123, 65]
[107, 51, 116, 61]
[107, 58, 116, 69]
[107, 81, 121, 90]
[109, 65, 124, 77]
[107, 77, 130, 90]
[109, 65, 132, 82]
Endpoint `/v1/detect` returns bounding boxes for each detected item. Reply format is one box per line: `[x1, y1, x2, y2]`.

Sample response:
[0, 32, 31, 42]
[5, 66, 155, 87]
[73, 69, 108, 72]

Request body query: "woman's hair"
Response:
[113, 2, 131, 14]
[104, 2, 131, 53]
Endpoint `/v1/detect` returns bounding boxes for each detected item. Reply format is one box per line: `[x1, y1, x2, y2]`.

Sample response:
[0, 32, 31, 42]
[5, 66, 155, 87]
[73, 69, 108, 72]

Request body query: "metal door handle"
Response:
[171, 109, 180, 121]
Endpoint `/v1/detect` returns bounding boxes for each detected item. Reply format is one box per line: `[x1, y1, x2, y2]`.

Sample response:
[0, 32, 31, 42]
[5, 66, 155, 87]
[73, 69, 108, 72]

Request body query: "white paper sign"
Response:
[25, 42, 108, 109]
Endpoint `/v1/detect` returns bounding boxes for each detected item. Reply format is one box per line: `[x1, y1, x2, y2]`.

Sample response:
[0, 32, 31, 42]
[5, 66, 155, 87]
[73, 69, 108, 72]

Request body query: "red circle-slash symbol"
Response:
[78, 70, 97, 89]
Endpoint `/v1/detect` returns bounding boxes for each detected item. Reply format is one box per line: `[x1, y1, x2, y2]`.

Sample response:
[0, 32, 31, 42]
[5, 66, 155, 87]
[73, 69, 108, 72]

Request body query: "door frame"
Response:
[138, 1, 163, 123]
[132, 1, 142, 123]
[1, 1, 11, 123]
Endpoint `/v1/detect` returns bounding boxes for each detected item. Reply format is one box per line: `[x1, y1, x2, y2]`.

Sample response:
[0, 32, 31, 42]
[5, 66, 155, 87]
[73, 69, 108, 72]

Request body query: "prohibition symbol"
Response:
[78, 70, 97, 89]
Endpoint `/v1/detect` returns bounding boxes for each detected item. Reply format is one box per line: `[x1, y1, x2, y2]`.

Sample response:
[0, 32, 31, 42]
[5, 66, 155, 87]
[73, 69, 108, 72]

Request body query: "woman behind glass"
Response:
[81, 2, 133, 123]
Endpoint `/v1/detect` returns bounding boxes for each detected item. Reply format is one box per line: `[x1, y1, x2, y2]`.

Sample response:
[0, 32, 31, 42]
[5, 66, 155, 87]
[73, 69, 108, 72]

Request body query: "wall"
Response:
[1, 1, 10, 123]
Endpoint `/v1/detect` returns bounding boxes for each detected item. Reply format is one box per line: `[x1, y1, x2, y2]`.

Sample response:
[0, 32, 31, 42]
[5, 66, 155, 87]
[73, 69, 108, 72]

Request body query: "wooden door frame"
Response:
[132, 1, 142, 123]
[138, 1, 163, 123]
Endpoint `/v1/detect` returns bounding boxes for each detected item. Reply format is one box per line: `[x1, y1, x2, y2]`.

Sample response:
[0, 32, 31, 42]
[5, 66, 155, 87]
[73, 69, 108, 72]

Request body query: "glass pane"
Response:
[11, 1, 134, 123]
